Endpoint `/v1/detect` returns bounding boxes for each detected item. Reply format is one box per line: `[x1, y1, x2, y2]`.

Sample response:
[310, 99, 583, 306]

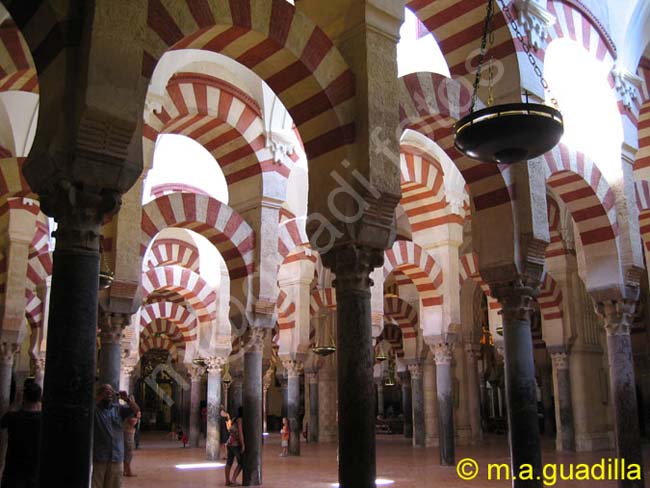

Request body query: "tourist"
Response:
[280, 417, 289, 457]
[92, 384, 140, 488]
[1, 380, 41, 488]
[123, 410, 140, 477]
[225, 406, 245, 486]
[218, 405, 231, 460]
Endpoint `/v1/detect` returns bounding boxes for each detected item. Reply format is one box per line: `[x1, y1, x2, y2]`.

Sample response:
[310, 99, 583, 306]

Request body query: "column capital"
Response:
[397, 371, 410, 385]
[305, 371, 318, 384]
[0, 342, 19, 366]
[121, 365, 134, 377]
[98, 312, 125, 345]
[282, 359, 303, 378]
[464, 343, 482, 359]
[431, 342, 453, 365]
[407, 362, 423, 380]
[548, 347, 569, 370]
[489, 278, 540, 323]
[245, 327, 267, 352]
[205, 356, 225, 374]
[39, 180, 121, 252]
[321, 245, 384, 292]
[594, 299, 636, 336]
[189, 364, 205, 381]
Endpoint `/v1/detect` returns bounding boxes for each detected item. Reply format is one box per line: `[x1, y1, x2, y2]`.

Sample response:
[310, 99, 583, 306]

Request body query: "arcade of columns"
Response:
[0, 1, 648, 488]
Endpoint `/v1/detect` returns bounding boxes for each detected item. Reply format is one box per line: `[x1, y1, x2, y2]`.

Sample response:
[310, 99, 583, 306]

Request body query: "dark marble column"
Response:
[492, 281, 543, 487]
[189, 365, 204, 448]
[98, 312, 126, 391]
[376, 380, 385, 418]
[38, 185, 120, 488]
[307, 371, 319, 442]
[465, 344, 483, 444]
[540, 366, 555, 436]
[322, 246, 382, 488]
[595, 300, 645, 488]
[432, 343, 455, 465]
[399, 371, 413, 438]
[408, 363, 425, 447]
[284, 360, 302, 456]
[548, 347, 574, 451]
[230, 370, 243, 417]
[206, 357, 224, 460]
[280, 375, 288, 419]
[243, 328, 265, 486]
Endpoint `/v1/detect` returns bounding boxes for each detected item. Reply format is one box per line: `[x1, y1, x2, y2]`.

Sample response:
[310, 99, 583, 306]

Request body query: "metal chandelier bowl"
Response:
[454, 102, 564, 164]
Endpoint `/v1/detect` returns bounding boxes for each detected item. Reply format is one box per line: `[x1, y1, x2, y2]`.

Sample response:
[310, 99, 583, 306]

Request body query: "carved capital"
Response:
[431, 343, 453, 365]
[548, 347, 569, 370]
[189, 364, 205, 382]
[407, 362, 423, 380]
[612, 67, 641, 111]
[205, 356, 225, 375]
[490, 278, 540, 323]
[121, 365, 135, 377]
[99, 312, 125, 345]
[514, 0, 556, 51]
[0, 343, 19, 366]
[282, 359, 303, 378]
[594, 299, 635, 336]
[321, 245, 384, 292]
[39, 180, 120, 252]
[246, 327, 267, 353]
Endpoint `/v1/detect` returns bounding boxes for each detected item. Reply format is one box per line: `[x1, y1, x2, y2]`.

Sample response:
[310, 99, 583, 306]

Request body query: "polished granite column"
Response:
[322, 246, 382, 488]
[399, 371, 412, 438]
[306, 371, 319, 442]
[243, 328, 265, 486]
[189, 365, 205, 448]
[432, 343, 455, 465]
[465, 344, 483, 444]
[283, 360, 302, 456]
[595, 300, 645, 488]
[548, 347, 574, 451]
[408, 363, 425, 447]
[206, 357, 224, 460]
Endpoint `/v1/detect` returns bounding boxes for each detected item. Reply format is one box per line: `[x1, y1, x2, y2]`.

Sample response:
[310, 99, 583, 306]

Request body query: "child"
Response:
[178, 428, 188, 448]
[280, 417, 289, 457]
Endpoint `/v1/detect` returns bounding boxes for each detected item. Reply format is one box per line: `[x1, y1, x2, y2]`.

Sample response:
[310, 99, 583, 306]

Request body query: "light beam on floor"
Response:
[175, 462, 225, 470]
[330, 479, 394, 487]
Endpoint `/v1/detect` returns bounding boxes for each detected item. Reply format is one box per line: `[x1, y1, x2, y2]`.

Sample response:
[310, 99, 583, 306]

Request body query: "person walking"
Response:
[92, 384, 140, 488]
[1, 380, 42, 488]
[280, 417, 289, 457]
[224, 407, 244, 486]
[123, 410, 140, 477]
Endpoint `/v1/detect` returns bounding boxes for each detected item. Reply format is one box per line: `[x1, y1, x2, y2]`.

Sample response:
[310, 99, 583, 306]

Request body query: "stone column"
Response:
[38, 185, 120, 488]
[540, 365, 555, 435]
[408, 363, 425, 447]
[548, 347, 574, 451]
[230, 370, 243, 416]
[243, 327, 266, 486]
[283, 359, 302, 456]
[34, 355, 45, 388]
[0, 344, 18, 476]
[322, 247, 383, 488]
[595, 300, 645, 487]
[223, 382, 230, 413]
[306, 371, 319, 442]
[398, 371, 412, 438]
[465, 344, 483, 444]
[263, 368, 274, 434]
[318, 364, 337, 442]
[423, 359, 438, 447]
[188, 364, 204, 448]
[119, 365, 134, 394]
[492, 281, 543, 487]
[432, 343, 455, 465]
[376, 380, 385, 418]
[206, 357, 224, 461]
[98, 312, 126, 390]
[280, 375, 288, 419]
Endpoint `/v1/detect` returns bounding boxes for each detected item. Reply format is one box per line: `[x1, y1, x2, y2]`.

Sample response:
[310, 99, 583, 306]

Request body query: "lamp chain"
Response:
[496, 0, 559, 108]
[470, 0, 495, 112]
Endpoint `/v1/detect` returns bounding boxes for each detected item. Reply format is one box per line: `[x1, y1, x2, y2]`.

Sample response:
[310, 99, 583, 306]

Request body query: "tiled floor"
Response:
[124, 432, 650, 487]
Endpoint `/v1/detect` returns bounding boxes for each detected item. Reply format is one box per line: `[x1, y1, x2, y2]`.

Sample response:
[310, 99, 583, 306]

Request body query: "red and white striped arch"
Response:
[0, 158, 32, 196]
[310, 288, 336, 316]
[399, 72, 514, 213]
[384, 240, 443, 308]
[146, 238, 200, 272]
[142, 193, 254, 280]
[384, 296, 418, 340]
[26, 252, 51, 289]
[144, 73, 282, 192]
[406, 0, 518, 79]
[544, 144, 618, 249]
[142, 265, 216, 323]
[278, 210, 309, 260]
[24, 288, 42, 329]
[139, 301, 198, 341]
[140, 318, 188, 346]
[458, 252, 501, 316]
[139, 333, 181, 359]
[144, 0, 355, 168]
[537, 272, 563, 323]
[379, 322, 404, 358]
[400, 147, 460, 233]
[634, 59, 650, 179]
[635, 180, 650, 253]
[0, 18, 37, 93]
[546, 194, 568, 258]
